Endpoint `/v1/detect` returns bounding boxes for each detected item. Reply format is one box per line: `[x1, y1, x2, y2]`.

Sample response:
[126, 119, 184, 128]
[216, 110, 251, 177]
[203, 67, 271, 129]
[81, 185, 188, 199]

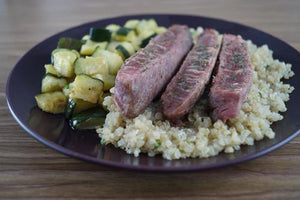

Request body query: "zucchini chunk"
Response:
[156, 26, 167, 34]
[114, 42, 135, 60]
[44, 64, 62, 77]
[92, 49, 123, 75]
[114, 27, 137, 42]
[115, 45, 130, 60]
[141, 33, 157, 48]
[124, 19, 140, 29]
[41, 74, 67, 93]
[69, 107, 107, 130]
[63, 84, 70, 97]
[116, 27, 133, 36]
[136, 19, 158, 34]
[70, 74, 104, 103]
[106, 41, 121, 52]
[80, 36, 108, 56]
[147, 19, 158, 30]
[35, 91, 67, 114]
[52, 48, 79, 77]
[74, 57, 108, 76]
[57, 37, 83, 51]
[93, 74, 116, 91]
[139, 29, 156, 40]
[89, 28, 111, 42]
[105, 24, 121, 32]
[65, 98, 96, 119]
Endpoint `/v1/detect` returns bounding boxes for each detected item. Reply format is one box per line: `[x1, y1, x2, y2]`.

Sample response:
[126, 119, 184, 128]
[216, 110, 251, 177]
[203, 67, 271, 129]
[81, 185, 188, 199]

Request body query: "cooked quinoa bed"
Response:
[97, 35, 294, 160]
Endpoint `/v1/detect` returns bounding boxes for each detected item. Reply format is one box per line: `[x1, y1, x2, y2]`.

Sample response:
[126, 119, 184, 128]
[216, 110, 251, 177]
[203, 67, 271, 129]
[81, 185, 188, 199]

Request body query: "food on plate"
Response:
[35, 19, 166, 130]
[209, 34, 253, 121]
[35, 91, 67, 114]
[161, 29, 222, 121]
[114, 25, 193, 118]
[97, 25, 294, 160]
[34, 18, 295, 160]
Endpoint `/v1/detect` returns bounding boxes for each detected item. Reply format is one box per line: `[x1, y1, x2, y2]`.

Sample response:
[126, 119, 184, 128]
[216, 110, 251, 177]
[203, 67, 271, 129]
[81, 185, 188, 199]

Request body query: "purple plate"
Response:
[6, 14, 300, 172]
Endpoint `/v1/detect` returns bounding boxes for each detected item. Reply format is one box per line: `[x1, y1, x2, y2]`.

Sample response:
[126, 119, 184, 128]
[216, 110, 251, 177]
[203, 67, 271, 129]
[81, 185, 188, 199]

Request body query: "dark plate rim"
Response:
[6, 13, 300, 172]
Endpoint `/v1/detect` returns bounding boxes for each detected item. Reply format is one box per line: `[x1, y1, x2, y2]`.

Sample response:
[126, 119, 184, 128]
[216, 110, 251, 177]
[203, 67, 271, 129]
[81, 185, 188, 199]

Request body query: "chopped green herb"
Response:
[259, 91, 263, 98]
[265, 65, 270, 70]
[155, 141, 162, 148]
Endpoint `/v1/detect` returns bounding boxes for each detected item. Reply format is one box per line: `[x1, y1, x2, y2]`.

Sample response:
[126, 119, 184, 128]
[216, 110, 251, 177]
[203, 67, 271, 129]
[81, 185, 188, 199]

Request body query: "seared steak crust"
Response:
[161, 29, 222, 120]
[209, 34, 253, 121]
[114, 25, 193, 118]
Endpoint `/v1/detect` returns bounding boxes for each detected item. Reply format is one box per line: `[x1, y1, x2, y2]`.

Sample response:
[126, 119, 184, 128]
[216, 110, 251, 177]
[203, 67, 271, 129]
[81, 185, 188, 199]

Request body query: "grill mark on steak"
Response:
[209, 34, 253, 121]
[161, 29, 222, 120]
[114, 25, 193, 118]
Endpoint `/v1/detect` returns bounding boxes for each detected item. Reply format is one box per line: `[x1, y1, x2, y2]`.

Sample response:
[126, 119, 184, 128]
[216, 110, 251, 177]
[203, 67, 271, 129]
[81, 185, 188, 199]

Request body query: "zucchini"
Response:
[35, 91, 67, 114]
[52, 48, 79, 77]
[69, 107, 107, 130]
[136, 19, 158, 34]
[74, 57, 108, 76]
[115, 45, 130, 60]
[114, 42, 135, 60]
[114, 27, 137, 42]
[44, 64, 62, 77]
[147, 19, 158, 30]
[80, 37, 108, 56]
[70, 74, 104, 103]
[124, 19, 140, 29]
[65, 98, 96, 119]
[139, 29, 156, 40]
[93, 74, 116, 91]
[89, 28, 111, 42]
[156, 26, 167, 34]
[105, 24, 121, 32]
[41, 74, 67, 93]
[92, 49, 123, 75]
[57, 37, 83, 51]
[63, 84, 70, 97]
[81, 34, 90, 42]
[141, 33, 157, 48]
[106, 41, 121, 52]
[116, 27, 133, 36]
[136, 20, 148, 35]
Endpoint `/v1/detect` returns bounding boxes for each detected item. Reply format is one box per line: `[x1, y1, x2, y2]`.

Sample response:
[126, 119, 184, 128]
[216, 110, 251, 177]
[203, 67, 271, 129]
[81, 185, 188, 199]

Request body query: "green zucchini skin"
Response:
[69, 107, 107, 130]
[89, 28, 111, 42]
[65, 98, 97, 119]
[116, 45, 130, 59]
[141, 33, 157, 48]
[65, 98, 76, 119]
[116, 27, 133, 36]
[57, 37, 83, 51]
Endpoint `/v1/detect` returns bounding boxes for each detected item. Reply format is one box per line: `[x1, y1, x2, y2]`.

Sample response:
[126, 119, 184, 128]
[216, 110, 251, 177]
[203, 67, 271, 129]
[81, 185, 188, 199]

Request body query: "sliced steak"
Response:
[161, 29, 222, 120]
[114, 25, 193, 118]
[209, 34, 253, 121]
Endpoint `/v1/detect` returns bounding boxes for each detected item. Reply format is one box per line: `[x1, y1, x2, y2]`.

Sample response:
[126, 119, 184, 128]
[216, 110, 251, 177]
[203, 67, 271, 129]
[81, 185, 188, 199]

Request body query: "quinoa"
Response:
[97, 29, 294, 160]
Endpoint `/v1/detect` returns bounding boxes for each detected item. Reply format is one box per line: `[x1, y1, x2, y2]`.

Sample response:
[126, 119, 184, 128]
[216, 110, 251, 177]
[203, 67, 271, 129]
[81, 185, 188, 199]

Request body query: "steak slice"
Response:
[161, 29, 222, 120]
[209, 34, 253, 121]
[114, 25, 193, 118]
